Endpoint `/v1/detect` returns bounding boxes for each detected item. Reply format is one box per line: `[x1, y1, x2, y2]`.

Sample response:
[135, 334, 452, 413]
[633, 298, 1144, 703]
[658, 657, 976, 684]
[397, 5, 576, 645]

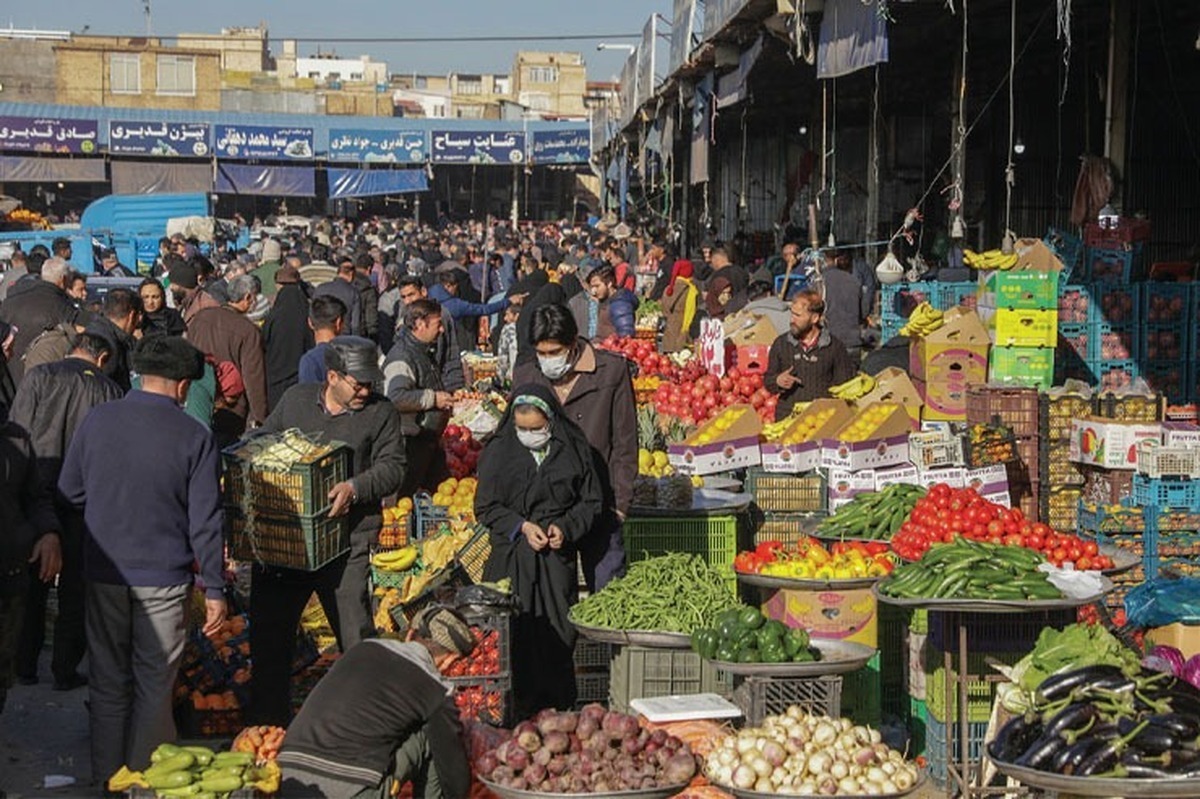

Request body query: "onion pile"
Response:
[475, 705, 697, 793]
[704, 708, 921, 796]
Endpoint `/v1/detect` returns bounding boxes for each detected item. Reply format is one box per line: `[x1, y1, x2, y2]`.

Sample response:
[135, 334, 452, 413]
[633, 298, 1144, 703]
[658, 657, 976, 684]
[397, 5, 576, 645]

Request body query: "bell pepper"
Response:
[761, 643, 787, 664]
[786, 627, 811, 652]
[738, 607, 766, 630]
[738, 647, 760, 663]
[755, 540, 784, 558]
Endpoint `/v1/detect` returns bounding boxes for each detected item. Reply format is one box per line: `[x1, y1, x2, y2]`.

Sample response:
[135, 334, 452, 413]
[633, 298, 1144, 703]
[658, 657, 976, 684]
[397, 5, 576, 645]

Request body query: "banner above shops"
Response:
[109, 120, 210, 157]
[430, 130, 525, 164]
[704, 0, 748, 38]
[531, 129, 590, 164]
[214, 125, 314, 160]
[0, 116, 98, 154]
[328, 129, 426, 163]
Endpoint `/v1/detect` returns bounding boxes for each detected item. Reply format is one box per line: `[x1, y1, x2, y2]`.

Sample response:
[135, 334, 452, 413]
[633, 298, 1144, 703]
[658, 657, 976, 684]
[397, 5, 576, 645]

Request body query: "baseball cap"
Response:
[323, 336, 384, 386]
[410, 606, 476, 657]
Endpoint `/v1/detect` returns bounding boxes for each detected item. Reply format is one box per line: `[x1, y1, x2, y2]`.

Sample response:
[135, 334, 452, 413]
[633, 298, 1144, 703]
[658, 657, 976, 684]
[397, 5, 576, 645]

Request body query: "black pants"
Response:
[16, 520, 85, 683]
[512, 614, 576, 719]
[248, 529, 373, 726]
[400, 432, 449, 498]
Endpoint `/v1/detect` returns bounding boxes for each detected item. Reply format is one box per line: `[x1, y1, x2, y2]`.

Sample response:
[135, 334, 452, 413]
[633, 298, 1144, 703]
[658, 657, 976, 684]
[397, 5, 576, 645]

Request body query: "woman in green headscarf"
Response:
[475, 383, 604, 714]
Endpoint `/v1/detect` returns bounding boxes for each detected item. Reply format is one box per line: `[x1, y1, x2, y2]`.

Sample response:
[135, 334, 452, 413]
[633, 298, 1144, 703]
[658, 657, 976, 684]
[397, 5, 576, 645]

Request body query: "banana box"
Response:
[1068, 417, 1161, 469]
[910, 308, 990, 421]
[668, 404, 762, 475]
[976, 239, 1062, 309]
[760, 399, 855, 473]
[820, 402, 916, 472]
[855, 367, 923, 424]
[762, 587, 878, 647]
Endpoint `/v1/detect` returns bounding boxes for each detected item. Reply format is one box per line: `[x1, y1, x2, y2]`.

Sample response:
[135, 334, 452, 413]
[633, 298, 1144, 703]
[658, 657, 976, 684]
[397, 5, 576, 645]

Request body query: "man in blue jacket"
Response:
[568, 265, 638, 340]
[428, 270, 510, 350]
[58, 336, 227, 781]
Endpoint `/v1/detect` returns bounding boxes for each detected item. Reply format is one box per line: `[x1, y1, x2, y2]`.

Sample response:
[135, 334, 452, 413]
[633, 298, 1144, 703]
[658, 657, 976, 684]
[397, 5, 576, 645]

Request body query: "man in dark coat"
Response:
[765, 290, 857, 420]
[513, 304, 637, 591]
[313, 257, 364, 337]
[0, 257, 79, 385]
[382, 300, 453, 498]
[262, 265, 314, 409]
[9, 327, 123, 690]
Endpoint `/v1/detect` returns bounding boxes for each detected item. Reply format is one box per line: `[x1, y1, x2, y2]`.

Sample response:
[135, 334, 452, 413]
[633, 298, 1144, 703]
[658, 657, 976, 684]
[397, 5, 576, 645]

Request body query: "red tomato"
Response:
[1026, 533, 1044, 551]
[987, 520, 1005, 537]
[1003, 534, 1024, 548]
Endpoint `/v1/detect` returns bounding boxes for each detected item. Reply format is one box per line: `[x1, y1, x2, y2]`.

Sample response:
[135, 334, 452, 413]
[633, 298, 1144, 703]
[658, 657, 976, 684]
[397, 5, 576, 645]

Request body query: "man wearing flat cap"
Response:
[58, 335, 227, 783]
[279, 606, 475, 799]
[249, 336, 405, 726]
[167, 257, 221, 326]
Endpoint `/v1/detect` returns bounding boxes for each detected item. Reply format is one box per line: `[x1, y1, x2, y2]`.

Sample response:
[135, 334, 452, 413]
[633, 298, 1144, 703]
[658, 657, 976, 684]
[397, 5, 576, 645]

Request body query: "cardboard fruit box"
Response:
[1069, 417, 1162, 470]
[820, 402, 916, 472]
[855, 366, 923, 424]
[976, 238, 1063, 309]
[976, 306, 1058, 348]
[668, 404, 763, 475]
[910, 308, 990, 421]
[761, 399, 855, 473]
[825, 468, 877, 511]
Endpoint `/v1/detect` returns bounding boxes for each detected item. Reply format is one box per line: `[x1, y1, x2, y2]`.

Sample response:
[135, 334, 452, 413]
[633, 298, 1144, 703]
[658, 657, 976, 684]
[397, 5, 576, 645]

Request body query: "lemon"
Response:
[652, 451, 668, 469]
[638, 449, 653, 472]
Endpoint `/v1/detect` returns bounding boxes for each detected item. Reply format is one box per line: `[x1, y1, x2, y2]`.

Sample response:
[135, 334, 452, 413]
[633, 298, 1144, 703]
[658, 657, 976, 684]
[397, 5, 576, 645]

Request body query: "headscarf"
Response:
[665, 259, 694, 297]
[706, 274, 733, 319]
[490, 383, 590, 457]
[512, 393, 555, 421]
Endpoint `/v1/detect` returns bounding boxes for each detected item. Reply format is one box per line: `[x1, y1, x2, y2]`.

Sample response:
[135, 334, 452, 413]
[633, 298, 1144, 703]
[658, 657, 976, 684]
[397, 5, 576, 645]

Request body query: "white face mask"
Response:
[517, 427, 552, 450]
[537, 352, 572, 381]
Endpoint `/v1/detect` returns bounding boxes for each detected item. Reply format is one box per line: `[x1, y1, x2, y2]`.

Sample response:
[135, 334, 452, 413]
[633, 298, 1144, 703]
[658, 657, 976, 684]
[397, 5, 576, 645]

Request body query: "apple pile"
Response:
[597, 335, 701, 382]
[442, 424, 483, 479]
[652, 368, 776, 426]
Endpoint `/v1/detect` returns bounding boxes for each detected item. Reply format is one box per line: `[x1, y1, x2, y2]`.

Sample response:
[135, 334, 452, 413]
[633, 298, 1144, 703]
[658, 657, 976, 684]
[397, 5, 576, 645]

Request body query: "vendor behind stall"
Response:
[475, 386, 604, 716]
[764, 289, 856, 420]
[279, 606, 476, 799]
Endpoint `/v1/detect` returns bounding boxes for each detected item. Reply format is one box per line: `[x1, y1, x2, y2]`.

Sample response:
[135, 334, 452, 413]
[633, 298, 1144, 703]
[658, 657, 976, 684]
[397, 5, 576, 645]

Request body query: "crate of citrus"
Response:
[379, 497, 413, 547]
[431, 476, 477, 521]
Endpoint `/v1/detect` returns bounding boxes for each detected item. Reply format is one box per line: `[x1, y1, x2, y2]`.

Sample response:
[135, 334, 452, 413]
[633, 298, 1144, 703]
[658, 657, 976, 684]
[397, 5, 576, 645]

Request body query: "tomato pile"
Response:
[440, 626, 503, 677]
[442, 424, 483, 479]
[891, 483, 1115, 570]
[735, 538, 895, 580]
[598, 335, 700, 381]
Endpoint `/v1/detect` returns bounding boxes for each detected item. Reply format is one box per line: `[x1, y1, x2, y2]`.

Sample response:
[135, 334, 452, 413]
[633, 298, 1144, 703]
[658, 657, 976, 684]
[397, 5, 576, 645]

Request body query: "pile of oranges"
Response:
[431, 477, 477, 520]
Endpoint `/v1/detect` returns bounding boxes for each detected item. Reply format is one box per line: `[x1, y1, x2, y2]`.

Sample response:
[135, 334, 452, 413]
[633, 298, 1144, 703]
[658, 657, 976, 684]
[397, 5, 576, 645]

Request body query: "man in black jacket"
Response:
[279, 607, 475, 799]
[249, 337, 405, 726]
[382, 300, 453, 498]
[9, 327, 123, 690]
[0, 257, 79, 385]
[764, 289, 857, 420]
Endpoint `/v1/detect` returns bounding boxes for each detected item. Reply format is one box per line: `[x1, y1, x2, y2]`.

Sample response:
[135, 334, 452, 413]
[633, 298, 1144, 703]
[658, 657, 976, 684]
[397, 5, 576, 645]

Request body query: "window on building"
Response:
[110, 53, 141, 94]
[458, 76, 483, 95]
[527, 93, 551, 111]
[527, 66, 558, 84]
[350, 72, 364, 81]
[456, 105, 484, 119]
[157, 55, 196, 96]
[415, 76, 428, 89]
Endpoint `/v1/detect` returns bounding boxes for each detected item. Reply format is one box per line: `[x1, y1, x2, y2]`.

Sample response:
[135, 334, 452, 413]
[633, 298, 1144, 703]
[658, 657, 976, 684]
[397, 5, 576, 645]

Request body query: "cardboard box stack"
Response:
[910, 308, 990, 421]
[977, 239, 1061, 389]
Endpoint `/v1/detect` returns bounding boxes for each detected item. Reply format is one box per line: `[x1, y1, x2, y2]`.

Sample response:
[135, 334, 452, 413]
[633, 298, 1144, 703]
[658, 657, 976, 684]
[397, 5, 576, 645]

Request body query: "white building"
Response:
[294, 53, 387, 84]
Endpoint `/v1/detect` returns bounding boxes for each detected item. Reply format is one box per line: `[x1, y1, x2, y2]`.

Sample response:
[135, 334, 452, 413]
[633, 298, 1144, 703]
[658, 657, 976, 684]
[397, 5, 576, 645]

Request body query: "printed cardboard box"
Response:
[965, 464, 1009, 496]
[910, 308, 990, 421]
[873, 464, 919, 491]
[916, 466, 968, 489]
[1069, 417, 1162, 470]
[820, 402, 916, 471]
[825, 468, 876, 509]
[1162, 422, 1200, 448]
[762, 587, 878, 647]
[668, 404, 763, 475]
[976, 306, 1058, 348]
[976, 239, 1062, 309]
[761, 399, 855, 473]
[856, 367, 923, 424]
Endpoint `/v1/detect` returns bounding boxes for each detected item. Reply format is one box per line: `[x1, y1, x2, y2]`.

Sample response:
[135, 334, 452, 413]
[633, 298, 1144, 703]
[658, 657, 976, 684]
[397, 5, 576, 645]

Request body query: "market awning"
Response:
[716, 35, 765, 109]
[327, 168, 428, 199]
[0, 155, 106, 183]
[215, 163, 315, 196]
[111, 160, 213, 195]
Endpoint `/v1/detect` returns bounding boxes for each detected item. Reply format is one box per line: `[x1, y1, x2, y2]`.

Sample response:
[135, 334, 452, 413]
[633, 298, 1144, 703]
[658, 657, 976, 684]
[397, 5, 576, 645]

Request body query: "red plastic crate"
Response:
[1084, 219, 1151, 248]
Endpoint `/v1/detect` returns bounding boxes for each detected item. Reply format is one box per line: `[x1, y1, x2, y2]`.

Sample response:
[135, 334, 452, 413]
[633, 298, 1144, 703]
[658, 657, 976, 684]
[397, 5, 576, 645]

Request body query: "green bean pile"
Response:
[570, 553, 738, 633]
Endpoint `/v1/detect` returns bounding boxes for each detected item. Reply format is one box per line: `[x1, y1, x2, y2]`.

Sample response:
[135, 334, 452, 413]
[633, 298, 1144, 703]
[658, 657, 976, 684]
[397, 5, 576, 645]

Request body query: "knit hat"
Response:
[168, 260, 199, 289]
[666, 259, 694, 297]
[410, 606, 476, 657]
[132, 335, 205, 381]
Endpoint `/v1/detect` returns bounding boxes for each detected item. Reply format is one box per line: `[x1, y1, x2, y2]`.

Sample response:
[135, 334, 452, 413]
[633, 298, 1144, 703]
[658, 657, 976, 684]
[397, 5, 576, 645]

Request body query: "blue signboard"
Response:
[430, 130, 525, 165]
[0, 116, 98, 154]
[329, 129, 426, 163]
[214, 125, 314, 160]
[109, 120, 210, 157]
[531, 129, 590, 164]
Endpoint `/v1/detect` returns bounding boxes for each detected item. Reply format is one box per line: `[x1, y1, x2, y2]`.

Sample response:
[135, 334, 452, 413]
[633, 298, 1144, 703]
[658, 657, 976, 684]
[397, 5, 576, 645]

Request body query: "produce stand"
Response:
[876, 590, 1111, 799]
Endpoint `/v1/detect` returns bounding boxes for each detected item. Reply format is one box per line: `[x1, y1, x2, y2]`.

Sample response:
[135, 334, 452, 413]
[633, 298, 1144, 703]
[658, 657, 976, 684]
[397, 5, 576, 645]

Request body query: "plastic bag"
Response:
[1125, 578, 1200, 628]
[455, 584, 518, 615]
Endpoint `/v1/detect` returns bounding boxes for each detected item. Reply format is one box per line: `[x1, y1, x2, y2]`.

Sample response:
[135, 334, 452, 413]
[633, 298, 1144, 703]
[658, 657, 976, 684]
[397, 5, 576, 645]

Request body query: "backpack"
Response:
[205, 353, 245, 408]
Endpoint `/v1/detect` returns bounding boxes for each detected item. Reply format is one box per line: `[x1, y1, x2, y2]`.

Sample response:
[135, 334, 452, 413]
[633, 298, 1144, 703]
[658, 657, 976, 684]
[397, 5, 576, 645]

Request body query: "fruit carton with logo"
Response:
[825, 468, 877, 511]
[873, 463, 919, 491]
[976, 239, 1062, 309]
[855, 367, 923, 424]
[668, 404, 762, 475]
[916, 466, 968, 489]
[965, 464, 1009, 496]
[1069, 417, 1161, 470]
[910, 308, 990, 421]
[976, 305, 1059, 348]
[820, 402, 916, 472]
[1162, 422, 1200, 448]
[761, 399, 855, 473]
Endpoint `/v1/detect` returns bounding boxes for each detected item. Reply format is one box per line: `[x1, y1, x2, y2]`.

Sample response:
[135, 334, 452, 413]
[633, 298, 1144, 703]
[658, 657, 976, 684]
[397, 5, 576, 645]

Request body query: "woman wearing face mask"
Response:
[475, 384, 604, 715]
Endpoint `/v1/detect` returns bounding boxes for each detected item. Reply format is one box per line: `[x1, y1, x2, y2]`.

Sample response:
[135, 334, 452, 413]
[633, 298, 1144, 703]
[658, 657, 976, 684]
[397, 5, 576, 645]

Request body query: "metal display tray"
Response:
[709, 639, 876, 677]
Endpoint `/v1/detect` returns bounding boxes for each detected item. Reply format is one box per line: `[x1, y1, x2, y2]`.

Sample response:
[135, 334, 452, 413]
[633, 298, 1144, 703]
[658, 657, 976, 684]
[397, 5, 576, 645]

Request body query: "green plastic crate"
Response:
[624, 514, 740, 596]
[841, 653, 882, 727]
[923, 648, 1021, 724]
[228, 510, 349, 571]
[608, 646, 727, 713]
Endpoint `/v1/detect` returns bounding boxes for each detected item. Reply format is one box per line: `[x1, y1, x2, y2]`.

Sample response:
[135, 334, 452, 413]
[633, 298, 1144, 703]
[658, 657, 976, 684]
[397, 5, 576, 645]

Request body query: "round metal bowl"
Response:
[709, 639, 877, 677]
[478, 777, 691, 799]
[989, 757, 1200, 797]
[872, 576, 1113, 613]
[710, 770, 927, 799]
[570, 621, 691, 648]
[737, 571, 884, 591]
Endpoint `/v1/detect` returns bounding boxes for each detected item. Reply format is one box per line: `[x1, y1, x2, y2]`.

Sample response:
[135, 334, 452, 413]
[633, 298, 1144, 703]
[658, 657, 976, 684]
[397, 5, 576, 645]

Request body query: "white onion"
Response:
[866, 766, 887, 784]
[869, 728, 883, 744]
[862, 780, 883, 795]
[755, 776, 774, 792]
[838, 776, 861, 793]
[807, 751, 832, 776]
[881, 779, 898, 793]
[893, 770, 915, 790]
[830, 760, 849, 780]
[751, 757, 774, 778]
[735, 736, 757, 755]
[813, 723, 838, 747]
[732, 764, 757, 789]
[718, 748, 737, 767]
[881, 761, 897, 776]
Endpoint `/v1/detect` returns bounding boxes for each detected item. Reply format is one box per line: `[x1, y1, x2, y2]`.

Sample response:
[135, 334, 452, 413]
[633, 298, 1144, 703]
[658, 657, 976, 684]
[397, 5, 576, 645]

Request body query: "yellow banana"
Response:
[372, 545, 418, 572]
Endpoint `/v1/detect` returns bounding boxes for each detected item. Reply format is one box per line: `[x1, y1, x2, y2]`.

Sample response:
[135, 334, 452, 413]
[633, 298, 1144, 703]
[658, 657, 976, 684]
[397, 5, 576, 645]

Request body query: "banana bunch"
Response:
[829, 372, 877, 401]
[899, 302, 945, 338]
[371, 545, 418, 573]
[964, 248, 1019, 270]
[762, 417, 796, 441]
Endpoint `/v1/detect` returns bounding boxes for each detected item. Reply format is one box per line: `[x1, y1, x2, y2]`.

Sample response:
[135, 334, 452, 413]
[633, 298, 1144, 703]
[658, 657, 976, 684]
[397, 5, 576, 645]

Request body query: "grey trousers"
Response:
[86, 582, 190, 784]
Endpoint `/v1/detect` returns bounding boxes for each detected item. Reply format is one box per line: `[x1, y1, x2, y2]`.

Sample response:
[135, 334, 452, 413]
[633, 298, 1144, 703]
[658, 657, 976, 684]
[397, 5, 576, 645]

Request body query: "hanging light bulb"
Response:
[1013, 138, 1026, 155]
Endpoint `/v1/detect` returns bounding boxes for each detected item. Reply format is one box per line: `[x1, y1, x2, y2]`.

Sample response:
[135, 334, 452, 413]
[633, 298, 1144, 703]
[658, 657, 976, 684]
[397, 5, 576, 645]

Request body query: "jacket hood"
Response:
[6, 275, 56, 301]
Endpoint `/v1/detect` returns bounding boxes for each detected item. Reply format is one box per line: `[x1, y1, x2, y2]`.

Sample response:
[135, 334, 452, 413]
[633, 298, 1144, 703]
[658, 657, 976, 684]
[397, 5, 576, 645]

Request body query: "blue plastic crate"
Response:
[1133, 475, 1200, 510]
[1094, 323, 1138, 361]
[1045, 227, 1085, 280]
[935, 281, 977, 310]
[1142, 361, 1191, 404]
[1142, 326, 1189, 362]
[1085, 244, 1144, 283]
[926, 715, 989, 789]
[1091, 359, 1141, 393]
[1141, 282, 1192, 325]
[880, 281, 935, 342]
[1057, 284, 1096, 324]
[774, 273, 809, 300]
[1058, 323, 1094, 363]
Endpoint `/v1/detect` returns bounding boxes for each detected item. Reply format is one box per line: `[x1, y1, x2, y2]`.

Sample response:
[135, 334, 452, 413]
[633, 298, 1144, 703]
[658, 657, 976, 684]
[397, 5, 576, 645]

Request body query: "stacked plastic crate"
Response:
[966, 386, 1041, 519]
[879, 280, 977, 343]
[1093, 284, 1141, 392]
[1039, 392, 1094, 531]
[1140, 283, 1194, 403]
[1055, 283, 1097, 384]
[1083, 219, 1150, 283]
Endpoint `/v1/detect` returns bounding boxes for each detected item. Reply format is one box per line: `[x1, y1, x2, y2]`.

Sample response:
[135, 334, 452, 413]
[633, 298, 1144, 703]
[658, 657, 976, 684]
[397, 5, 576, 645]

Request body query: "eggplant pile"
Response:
[989, 664, 1200, 780]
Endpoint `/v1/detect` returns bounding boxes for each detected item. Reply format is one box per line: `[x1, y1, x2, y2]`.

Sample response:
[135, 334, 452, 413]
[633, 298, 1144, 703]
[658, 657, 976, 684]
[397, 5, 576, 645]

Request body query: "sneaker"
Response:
[52, 673, 88, 691]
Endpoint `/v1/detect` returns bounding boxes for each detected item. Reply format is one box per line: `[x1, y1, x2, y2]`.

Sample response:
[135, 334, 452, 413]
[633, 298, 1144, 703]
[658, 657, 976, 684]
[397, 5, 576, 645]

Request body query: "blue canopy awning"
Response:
[327, 168, 428, 198]
[215, 163, 315, 196]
